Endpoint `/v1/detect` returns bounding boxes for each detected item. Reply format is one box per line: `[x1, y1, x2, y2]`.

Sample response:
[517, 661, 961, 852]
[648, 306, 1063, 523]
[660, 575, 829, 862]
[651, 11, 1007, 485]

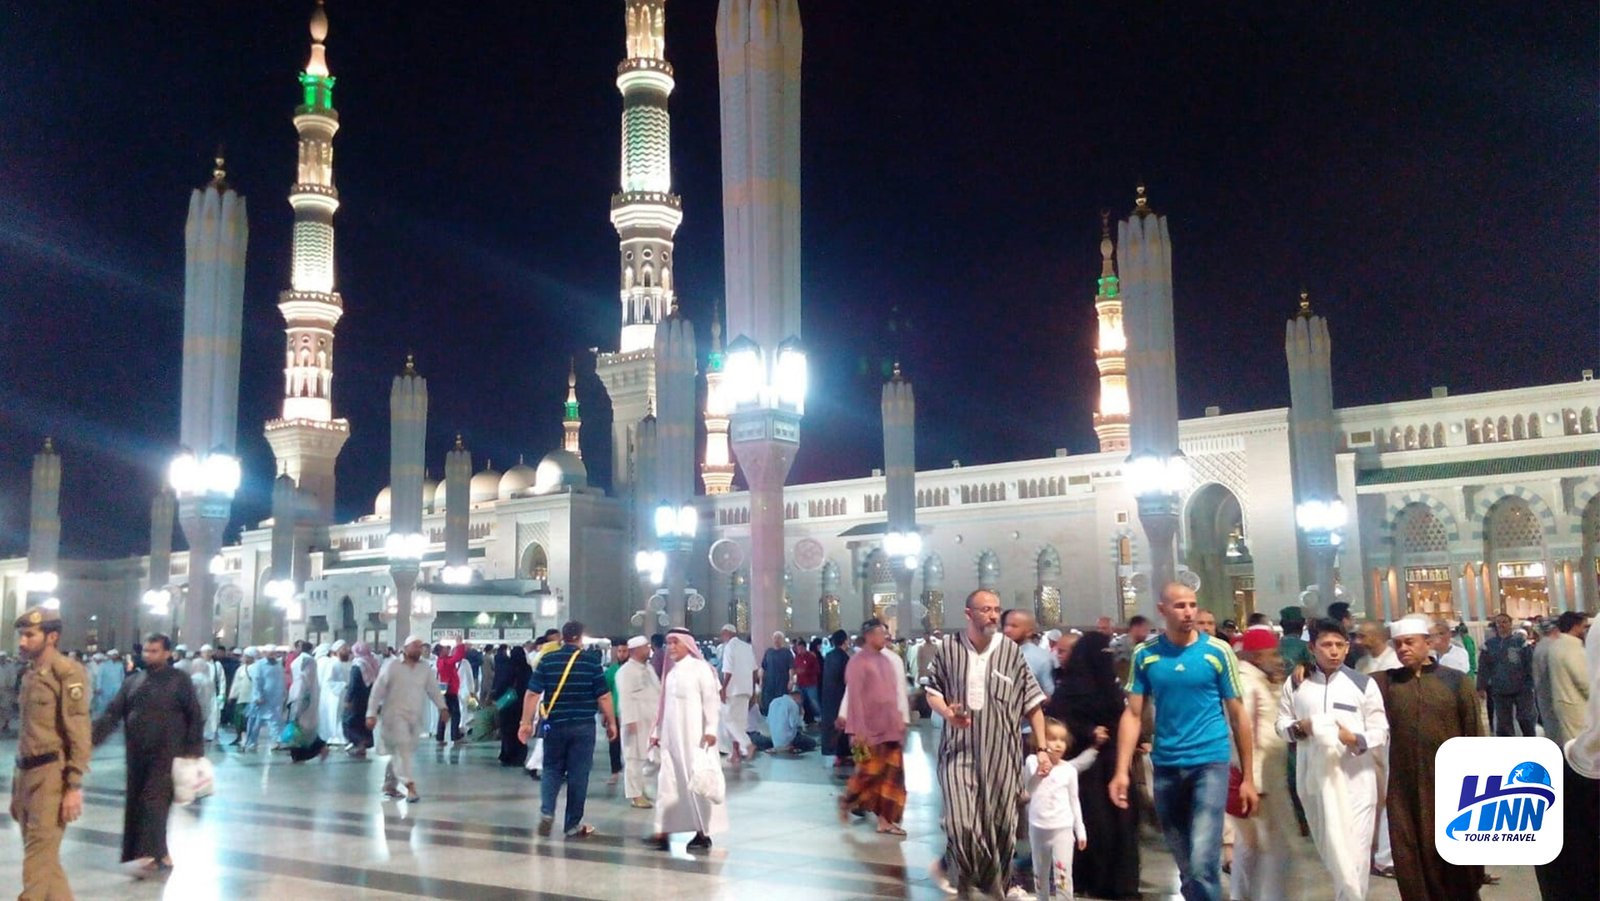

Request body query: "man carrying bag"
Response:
[518, 621, 619, 838]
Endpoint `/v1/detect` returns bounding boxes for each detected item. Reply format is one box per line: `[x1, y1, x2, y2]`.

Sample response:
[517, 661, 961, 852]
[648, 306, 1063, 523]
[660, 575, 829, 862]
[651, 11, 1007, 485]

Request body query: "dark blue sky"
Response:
[1, 1, 1595, 559]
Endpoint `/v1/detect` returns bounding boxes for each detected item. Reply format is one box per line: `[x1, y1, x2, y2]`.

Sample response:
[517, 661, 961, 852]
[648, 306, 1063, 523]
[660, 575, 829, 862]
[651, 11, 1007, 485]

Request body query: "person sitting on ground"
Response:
[764, 687, 817, 754]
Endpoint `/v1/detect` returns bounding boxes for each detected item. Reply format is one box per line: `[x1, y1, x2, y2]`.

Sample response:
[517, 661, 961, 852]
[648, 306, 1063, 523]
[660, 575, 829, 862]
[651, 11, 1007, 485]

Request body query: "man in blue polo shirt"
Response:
[518, 620, 619, 838]
[1110, 583, 1257, 901]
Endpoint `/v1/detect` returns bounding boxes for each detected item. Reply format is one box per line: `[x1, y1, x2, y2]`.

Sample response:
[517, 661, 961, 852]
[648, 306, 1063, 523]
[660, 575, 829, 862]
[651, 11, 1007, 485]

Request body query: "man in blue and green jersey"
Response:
[1109, 583, 1258, 901]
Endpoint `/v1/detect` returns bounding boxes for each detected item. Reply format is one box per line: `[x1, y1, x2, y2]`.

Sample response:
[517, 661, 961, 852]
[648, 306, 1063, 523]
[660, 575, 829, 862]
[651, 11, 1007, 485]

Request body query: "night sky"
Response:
[1, 1, 1595, 560]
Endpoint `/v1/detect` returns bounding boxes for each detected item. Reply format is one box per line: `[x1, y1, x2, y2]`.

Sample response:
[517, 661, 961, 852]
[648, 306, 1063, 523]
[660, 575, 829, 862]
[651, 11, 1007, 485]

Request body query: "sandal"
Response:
[565, 823, 596, 838]
[876, 824, 907, 836]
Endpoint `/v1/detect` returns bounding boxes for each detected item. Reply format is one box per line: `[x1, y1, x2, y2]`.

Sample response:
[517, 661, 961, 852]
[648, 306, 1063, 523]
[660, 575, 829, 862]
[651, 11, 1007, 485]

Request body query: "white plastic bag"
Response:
[172, 756, 215, 805]
[689, 747, 725, 805]
[525, 731, 544, 772]
[643, 744, 661, 779]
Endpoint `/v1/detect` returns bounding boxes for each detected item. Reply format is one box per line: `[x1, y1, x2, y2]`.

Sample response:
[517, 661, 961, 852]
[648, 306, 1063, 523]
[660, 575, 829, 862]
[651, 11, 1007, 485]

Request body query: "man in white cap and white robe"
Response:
[366, 636, 447, 802]
[1277, 618, 1388, 900]
[617, 635, 662, 808]
[318, 641, 351, 744]
[716, 624, 757, 763]
[183, 644, 223, 743]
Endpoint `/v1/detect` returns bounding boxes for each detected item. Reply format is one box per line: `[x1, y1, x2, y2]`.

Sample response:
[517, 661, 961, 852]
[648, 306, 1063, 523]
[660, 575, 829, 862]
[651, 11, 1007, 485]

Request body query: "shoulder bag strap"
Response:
[539, 649, 582, 720]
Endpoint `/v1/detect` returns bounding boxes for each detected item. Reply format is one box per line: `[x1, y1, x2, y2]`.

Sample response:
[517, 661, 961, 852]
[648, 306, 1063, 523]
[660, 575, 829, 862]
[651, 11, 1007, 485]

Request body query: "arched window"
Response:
[1512, 415, 1525, 440]
[1404, 425, 1417, 449]
[1433, 423, 1445, 447]
[1527, 414, 1541, 439]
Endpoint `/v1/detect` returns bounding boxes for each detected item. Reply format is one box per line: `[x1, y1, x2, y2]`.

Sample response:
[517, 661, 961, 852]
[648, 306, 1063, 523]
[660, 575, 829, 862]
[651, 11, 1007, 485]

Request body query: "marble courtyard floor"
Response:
[2, 723, 1540, 899]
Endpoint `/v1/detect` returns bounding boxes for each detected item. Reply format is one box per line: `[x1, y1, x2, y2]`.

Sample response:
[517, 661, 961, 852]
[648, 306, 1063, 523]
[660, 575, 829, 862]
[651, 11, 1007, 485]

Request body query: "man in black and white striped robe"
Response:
[926, 589, 1052, 897]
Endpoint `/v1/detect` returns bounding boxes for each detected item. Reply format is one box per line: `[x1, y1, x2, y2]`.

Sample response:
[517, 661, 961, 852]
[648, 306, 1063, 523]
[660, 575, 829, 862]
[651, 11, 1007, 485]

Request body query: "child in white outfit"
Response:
[1025, 718, 1102, 899]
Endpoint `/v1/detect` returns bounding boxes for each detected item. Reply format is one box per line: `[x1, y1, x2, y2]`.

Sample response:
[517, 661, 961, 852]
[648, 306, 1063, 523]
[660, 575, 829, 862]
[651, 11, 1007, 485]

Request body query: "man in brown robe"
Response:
[1375, 615, 1484, 901]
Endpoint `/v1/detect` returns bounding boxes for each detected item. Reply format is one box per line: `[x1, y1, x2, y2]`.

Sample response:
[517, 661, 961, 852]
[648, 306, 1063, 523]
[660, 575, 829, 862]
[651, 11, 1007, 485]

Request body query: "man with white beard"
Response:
[616, 636, 662, 809]
[367, 636, 448, 803]
[645, 628, 726, 852]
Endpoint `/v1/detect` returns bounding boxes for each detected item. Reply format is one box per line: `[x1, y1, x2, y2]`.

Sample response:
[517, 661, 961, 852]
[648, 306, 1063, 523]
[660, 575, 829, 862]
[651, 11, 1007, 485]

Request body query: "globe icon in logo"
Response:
[1507, 761, 1552, 787]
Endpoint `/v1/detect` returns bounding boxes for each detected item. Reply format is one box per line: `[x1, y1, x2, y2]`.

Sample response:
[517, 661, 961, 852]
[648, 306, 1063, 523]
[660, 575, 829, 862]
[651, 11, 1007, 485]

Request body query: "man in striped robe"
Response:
[926, 589, 1051, 896]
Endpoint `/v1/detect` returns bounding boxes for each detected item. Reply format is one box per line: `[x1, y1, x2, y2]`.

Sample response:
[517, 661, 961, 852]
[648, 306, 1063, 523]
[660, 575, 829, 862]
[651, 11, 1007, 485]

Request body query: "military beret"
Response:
[14, 606, 61, 629]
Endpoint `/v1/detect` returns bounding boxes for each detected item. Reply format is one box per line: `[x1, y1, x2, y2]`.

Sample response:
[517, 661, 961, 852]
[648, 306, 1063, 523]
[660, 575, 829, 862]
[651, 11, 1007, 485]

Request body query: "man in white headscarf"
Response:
[183, 645, 222, 743]
[318, 641, 352, 744]
[617, 635, 662, 809]
[645, 628, 726, 852]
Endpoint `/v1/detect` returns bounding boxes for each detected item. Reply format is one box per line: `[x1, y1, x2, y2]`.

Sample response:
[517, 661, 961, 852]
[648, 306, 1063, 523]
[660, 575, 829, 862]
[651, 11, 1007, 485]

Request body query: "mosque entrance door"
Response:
[1184, 483, 1248, 617]
[339, 596, 357, 644]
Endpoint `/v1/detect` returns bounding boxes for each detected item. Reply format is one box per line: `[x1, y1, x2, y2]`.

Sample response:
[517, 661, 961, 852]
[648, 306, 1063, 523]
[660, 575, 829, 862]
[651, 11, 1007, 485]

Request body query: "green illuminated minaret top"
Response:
[299, 0, 335, 113]
[564, 358, 581, 422]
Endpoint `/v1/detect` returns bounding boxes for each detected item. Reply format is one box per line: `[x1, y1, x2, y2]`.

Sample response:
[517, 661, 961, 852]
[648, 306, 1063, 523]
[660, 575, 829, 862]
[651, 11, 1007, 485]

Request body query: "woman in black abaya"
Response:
[495, 646, 533, 766]
[1046, 630, 1141, 899]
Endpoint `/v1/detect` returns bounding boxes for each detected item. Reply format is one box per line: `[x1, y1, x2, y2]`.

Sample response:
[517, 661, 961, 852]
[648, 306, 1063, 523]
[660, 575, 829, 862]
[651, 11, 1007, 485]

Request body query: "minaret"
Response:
[443, 436, 471, 573]
[25, 438, 62, 606]
[1092, 213, 1130, 453]
[387, 357, 428, 645]
[701, 305, 735, 494]
[596, 0, 682, 495]
[881, 364, 917, 634]
[654, 313, 698, 624]
[1120, 183, 1182, 594]
[718, 0, 804, 644]
[1286, 291, 1343, 613]
[173, 157, 249, 645]
[563, 359, 583, 458]
[265, 0, 349, 527]
[147, 489, 175, 601]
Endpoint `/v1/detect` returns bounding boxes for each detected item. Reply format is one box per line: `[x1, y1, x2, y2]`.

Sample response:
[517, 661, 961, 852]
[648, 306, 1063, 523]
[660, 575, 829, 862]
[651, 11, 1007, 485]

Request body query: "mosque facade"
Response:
[3, 2, 1597, 652]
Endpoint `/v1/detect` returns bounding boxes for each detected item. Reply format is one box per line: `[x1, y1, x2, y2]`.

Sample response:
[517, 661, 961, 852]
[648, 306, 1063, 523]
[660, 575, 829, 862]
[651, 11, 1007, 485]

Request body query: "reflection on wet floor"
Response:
[1, 724, 1537, 899]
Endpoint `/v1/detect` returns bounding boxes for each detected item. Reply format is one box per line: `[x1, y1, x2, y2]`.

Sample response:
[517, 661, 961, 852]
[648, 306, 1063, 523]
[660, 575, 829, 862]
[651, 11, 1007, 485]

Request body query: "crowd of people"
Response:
[6, 591, 1597, 900]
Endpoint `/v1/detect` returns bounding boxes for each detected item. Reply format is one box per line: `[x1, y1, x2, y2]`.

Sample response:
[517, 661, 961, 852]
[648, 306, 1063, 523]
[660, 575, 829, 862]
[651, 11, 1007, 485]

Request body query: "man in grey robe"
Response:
[925, 589, 1050, 896]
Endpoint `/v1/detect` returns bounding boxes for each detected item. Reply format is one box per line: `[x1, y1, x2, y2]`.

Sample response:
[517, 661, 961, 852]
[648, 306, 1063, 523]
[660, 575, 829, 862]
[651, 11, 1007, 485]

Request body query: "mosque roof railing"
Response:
[1355, 449, 1600, 486]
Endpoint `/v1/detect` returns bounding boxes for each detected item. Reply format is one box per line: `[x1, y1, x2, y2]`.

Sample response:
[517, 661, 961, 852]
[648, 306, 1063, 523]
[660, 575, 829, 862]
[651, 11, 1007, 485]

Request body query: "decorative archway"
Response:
[339, 596, 357, 644]
[1392, 503, 1455, 618]
[1484, 496, 1550, 618]
[921, 553, 946, 632]
[1035, 546, 1063, 628]
[519, 542, 549, 581]
[818, 559, 842, 633]
[976, 550, 1000, 591]
[1184, 482, 1247, 617]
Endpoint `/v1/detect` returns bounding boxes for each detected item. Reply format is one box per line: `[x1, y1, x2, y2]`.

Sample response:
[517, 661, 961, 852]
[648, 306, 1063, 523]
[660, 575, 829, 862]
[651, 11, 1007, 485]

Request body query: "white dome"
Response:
[430, 479, 451, 513]
[534, 449, 588, 495]
[469, 465, 501, 504]
[421, 477, 439, 513]
[374, 486, 392, 518]
[499, 461, 537, 500]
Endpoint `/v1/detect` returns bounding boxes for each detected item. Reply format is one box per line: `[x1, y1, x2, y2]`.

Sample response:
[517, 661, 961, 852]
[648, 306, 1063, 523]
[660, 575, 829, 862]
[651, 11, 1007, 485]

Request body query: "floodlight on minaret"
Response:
[701, 302, 735, 494]
[718, 0, 804, 644]
[1120, 183, 1185, 596]
[1093, 212, 1130, 453]
[172, 148, 248, 646]
[265, 0, 349, 528]
[598, 0, 683, 498]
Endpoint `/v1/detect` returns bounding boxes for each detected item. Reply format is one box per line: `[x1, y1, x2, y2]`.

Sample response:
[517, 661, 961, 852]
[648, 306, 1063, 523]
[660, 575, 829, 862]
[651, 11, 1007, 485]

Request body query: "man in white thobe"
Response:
[1428, 620, 1471, 673]
[647, 629, 727, 851]
[319, 641, 352, 744]
[1278, 620, 1389, 900]
[716, 625, 757, 763]
[185, 645, 222, 742]
[366, 636, 447, 803]
[617, 636, 662, 807]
